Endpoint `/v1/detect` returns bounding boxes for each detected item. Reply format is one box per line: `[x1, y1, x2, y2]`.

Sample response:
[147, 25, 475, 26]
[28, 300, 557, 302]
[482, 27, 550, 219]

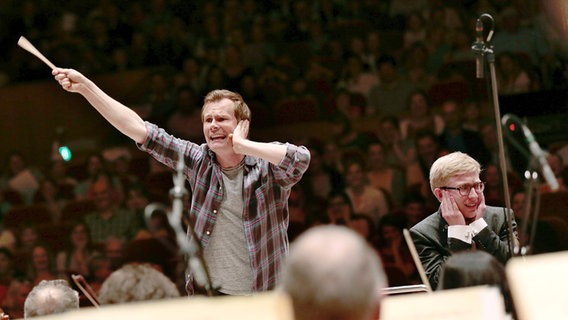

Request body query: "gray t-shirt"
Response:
[203, 164, 253, 295]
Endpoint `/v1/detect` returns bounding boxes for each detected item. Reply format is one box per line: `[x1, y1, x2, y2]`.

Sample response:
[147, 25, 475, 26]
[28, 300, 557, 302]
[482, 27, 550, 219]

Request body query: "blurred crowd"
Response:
[1, 0, 568, 316]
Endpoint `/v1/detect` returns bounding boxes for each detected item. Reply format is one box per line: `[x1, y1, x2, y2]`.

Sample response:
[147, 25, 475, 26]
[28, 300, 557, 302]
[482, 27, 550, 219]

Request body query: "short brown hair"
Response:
[202, 89, 251, 122]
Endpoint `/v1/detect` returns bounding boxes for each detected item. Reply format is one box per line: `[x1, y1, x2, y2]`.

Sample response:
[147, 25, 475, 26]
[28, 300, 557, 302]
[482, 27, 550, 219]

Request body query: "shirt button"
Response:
[213, 209, 217, 214]
[206, 230, 211, 236]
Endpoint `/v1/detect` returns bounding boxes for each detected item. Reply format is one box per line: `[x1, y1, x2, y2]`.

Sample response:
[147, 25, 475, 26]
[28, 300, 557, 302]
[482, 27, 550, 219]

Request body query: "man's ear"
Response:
[433, 188, 443, 202]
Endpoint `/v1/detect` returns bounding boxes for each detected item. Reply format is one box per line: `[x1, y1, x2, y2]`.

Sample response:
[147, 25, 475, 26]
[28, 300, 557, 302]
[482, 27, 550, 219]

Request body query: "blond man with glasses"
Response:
[410, 152, 518, 289]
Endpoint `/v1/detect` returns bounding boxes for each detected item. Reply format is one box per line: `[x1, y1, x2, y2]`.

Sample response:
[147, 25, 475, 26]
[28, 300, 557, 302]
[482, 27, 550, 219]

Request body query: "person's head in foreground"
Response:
[98, 263, 180, 304]
[280, 225, 387, 320]
[23, 279, 79, 319]
[429, 151, 484, 223]
[438, 251, 514, 315]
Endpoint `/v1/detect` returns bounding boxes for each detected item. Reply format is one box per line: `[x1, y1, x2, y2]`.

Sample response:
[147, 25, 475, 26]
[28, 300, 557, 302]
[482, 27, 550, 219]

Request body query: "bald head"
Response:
[281, 225, 387, 320]
[24, 280, 79, 319]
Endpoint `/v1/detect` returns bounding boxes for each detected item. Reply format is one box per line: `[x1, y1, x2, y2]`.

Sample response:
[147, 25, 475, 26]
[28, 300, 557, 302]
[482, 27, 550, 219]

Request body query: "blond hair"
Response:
[429, 152, 481, 192]
[202, 89, 251, 122]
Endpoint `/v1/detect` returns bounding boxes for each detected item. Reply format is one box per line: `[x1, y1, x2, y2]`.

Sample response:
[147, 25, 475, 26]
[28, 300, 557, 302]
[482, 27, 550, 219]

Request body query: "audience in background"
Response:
[15, 224, 39, 256]
[399, 193, 429, 229]
[438, 100, 492, 167]
[83, 175, 140, 245]
[399, 90, 444, 141]
[377, 115, 415, 168]
[348, 213, 376, 243]
[27, 244, 56, 286]
[103, 237, 125, 272]
[74, 153, 112, 199]
[302, 143, 344, 202]
[46, 159, 77, 201]
[87, 254, 113, 295]
[343, 158, 390, 227]
[0, 153, 42, 206]
[0, 248, 20, 304]
[366, 140, 406, 208]
[2, 279, 32, 319]
[368, 54, 418, 116]
[375, 214, 417, 286]
[325, 190, 353, 226]
[55, 222, 99, 281]
[0, 1, 566, 316]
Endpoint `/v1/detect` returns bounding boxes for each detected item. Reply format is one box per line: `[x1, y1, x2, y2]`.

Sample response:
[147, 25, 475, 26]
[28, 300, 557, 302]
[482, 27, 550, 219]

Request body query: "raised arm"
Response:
[230, 120, 287, 165]
[52, 68, 148, 144]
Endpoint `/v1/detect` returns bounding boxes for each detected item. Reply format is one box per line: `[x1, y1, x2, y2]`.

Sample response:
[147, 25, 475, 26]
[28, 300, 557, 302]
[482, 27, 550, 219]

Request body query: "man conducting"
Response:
[52, 68, 311, 295]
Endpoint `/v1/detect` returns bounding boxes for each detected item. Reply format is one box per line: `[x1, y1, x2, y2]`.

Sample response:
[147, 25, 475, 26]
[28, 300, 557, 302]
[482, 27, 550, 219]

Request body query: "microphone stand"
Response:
[501, 113, 549, 256]
[522, 168, 542, 255]
[171, 150, 215, 296]
[472, 13, 516, 257]
[145, 150, 215, 296]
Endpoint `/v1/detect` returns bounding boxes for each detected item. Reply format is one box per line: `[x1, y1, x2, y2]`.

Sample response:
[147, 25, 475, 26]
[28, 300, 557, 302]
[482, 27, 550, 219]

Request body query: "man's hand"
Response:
[474, 189, 487, 222]
[441, 190, 466, 225]
[52, 68, 87, 93]
[229, 120, 250, 153]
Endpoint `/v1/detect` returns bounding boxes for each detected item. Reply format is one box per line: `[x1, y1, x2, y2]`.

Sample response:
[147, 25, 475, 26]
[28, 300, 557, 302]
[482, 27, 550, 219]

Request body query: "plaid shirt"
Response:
[138, 122, 310, 292]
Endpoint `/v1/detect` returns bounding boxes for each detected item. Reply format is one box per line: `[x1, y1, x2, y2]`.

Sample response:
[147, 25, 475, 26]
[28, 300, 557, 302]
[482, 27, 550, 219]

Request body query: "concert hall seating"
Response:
[61, 199, 96, 223]
[273, 98, 319, 125]
[3, 203, 51, 232]
[428, 80, 471, 106]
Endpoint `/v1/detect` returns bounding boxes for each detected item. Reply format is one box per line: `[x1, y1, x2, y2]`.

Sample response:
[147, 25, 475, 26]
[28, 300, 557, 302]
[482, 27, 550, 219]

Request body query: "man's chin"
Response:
[207, 139, 225, 148]
[462, 207, 478, 219]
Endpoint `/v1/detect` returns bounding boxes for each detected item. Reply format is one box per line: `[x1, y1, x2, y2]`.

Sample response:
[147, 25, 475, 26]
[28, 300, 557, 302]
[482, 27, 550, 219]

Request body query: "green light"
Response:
[58, 146, 72, 161]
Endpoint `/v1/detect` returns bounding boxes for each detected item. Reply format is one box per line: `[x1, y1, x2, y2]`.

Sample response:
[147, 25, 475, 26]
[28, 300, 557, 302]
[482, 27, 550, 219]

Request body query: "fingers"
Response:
[51, 67, 71, 76]
[241, 119, 250, 137]
[52, 69, 73, 90]
[441, 190, 465, 225]
[234, 120, 250, 138]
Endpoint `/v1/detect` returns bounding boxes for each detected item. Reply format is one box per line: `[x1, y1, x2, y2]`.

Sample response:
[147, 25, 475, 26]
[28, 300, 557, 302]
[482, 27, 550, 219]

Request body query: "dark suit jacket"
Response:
[410, 206, 517, 289]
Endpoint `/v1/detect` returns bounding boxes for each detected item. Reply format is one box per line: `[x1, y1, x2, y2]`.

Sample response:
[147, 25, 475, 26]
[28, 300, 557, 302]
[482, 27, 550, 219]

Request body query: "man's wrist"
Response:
[469, 218, 487, 236]
[448, 225, 473, 243]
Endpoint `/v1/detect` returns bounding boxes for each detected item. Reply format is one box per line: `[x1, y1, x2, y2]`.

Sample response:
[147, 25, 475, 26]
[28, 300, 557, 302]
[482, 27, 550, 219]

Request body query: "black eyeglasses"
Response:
[440, 182, 485, 196]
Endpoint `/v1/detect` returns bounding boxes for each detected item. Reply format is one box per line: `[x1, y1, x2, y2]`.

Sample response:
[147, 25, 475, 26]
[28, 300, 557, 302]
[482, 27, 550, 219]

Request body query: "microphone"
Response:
[475, 18, 484, 79]
[521, 124, 559, 191]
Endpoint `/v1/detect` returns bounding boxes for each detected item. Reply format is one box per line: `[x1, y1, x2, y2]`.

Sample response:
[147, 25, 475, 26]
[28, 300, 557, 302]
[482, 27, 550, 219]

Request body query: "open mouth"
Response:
[210, 135, 226, 141]
[464, 203, 478, 211]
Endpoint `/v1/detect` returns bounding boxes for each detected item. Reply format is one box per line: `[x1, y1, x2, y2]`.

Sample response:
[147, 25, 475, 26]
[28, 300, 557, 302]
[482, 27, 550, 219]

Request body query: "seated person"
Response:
[438, 251, 515, 317]
[279, 225, 387, 320]
[24, 279, 79, 319]
[410, 152, 518, 289]
[98, 263, 180, 304]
